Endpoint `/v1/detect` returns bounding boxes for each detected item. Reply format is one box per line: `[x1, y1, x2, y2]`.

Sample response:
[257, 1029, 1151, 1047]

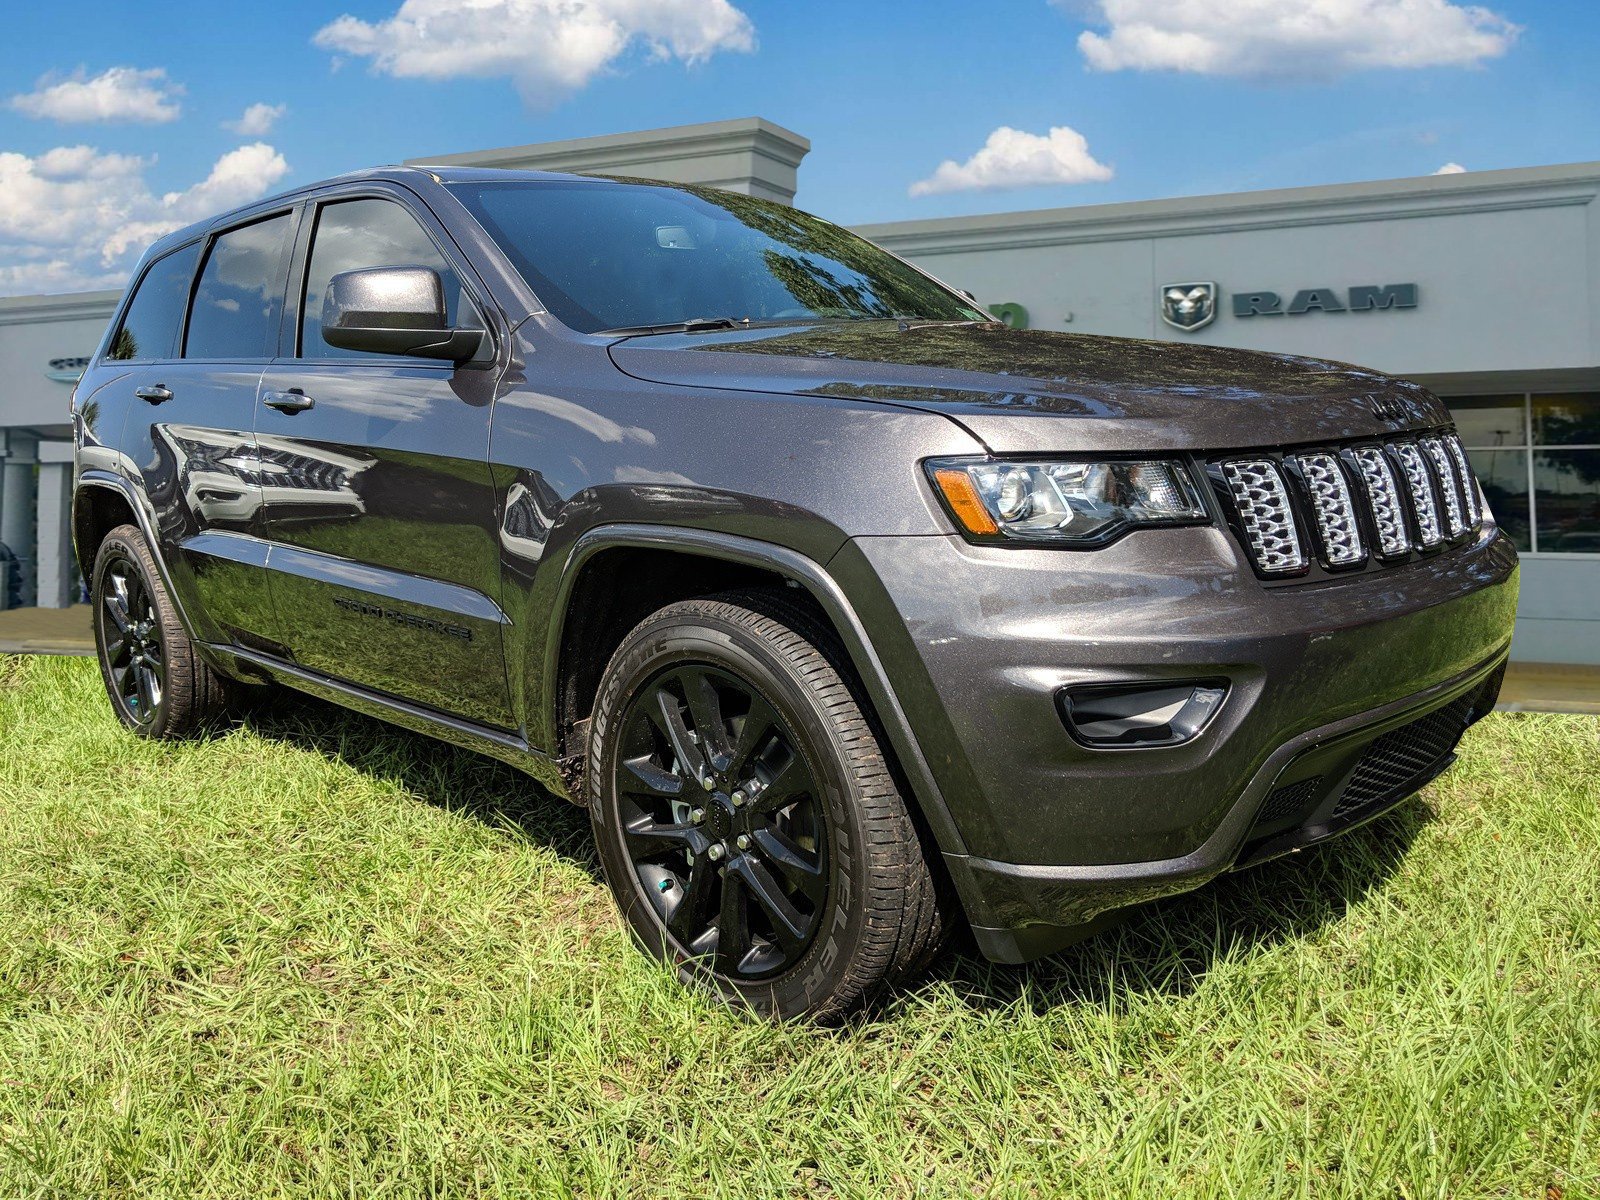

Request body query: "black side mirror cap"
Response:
[321, 266, 485, 362]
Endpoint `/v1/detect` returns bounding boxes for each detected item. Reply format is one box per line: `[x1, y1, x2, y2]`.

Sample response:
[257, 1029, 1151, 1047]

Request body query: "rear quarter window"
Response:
[106, 242, 202, 362]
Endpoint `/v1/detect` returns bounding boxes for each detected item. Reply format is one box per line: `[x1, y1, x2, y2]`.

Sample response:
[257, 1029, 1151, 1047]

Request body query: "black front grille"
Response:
[1330, 695, 1476, 821]
[1258, 776, 1324, 826]
[1215, 431, 1483, 580]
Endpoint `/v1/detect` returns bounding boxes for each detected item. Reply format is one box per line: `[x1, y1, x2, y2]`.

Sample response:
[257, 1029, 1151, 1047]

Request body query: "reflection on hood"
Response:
[699, 321, 1428, 401]
[607, 320, 1452, 454]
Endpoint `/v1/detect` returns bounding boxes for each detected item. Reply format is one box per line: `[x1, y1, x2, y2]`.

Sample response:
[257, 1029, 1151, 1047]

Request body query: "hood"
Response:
[607, 321, 1450, 454]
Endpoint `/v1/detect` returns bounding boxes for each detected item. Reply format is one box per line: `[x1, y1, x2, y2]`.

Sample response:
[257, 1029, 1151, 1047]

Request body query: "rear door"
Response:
[118, 209, 296, 649]
[255, 187, 513, 728]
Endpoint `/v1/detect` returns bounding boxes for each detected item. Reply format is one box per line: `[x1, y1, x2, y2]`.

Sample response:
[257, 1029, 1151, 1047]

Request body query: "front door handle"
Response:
[263, 389, 315, 414]
[134, 384, 172, 404]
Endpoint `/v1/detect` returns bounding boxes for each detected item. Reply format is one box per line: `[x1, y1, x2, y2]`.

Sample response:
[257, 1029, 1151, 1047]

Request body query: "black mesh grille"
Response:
[1330, 696, 1476, 821]
[1258, 776, 1324, 825]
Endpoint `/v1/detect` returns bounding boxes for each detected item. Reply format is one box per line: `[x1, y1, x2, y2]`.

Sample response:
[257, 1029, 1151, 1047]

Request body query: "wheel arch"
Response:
[73, 471, 205, 653]
[543, 524, 967, 857]
[74, 473, 150, 581]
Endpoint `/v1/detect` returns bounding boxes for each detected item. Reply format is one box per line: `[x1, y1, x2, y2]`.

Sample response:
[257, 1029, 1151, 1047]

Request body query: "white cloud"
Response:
[9, 66, 183, 124]
[1072, 0, 1520, 79]
[313, 0, 755, 105]
[910, 125, 1113, 197]
[0, 143, 289, 295]
[224, 102, 286, 136]
[1434, 161, 1467, 174]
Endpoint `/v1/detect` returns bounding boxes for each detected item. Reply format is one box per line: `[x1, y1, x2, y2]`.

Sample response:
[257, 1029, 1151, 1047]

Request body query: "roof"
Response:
[133, 164, 620, 263]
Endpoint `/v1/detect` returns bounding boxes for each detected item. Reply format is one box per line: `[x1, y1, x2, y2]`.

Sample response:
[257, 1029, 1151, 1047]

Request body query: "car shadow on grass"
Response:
[238, 688, 600, 873]
[238, 687, 1431, 1017]
[919, 800, 1432, 1016]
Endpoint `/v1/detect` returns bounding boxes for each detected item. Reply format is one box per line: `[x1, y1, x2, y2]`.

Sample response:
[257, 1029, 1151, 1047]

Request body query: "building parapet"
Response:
[854, 162, 1600, 256]
[408, 116, 812, 206]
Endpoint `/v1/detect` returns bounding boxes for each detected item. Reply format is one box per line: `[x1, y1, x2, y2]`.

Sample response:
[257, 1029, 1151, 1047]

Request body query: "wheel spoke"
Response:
[678, 668, 734, 773]
[750, 753, 814, 814]
[665, 857, 718, 946]
[733, 856, 811, 951]
[752, 825, 827, 904]
[103, 634, 128, 665]
[729, 694, 779, 777]
[714, 871, 752, 975]
[623, 817, 703, 865]
[648, 687, 708, 783]
[620, 754, 683, 799]
[103, 586, 131, 636]
[134, 665, 157, 718]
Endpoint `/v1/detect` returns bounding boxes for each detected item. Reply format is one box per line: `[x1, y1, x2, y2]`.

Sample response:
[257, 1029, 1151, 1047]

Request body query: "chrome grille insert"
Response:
[1221, 460, 1305, 573]
[1292, 452, 1365, 566]
[1393, 442, 1443, 547]
[1219, 431, 1485, 579]
[1444, 434, 1481, 528]
[1421, 436, 1468, 537]
[1351, 447, 1410, 558]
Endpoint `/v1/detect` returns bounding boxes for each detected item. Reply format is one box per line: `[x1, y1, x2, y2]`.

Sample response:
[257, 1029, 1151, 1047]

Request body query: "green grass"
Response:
[1, 653, 1597, 1199]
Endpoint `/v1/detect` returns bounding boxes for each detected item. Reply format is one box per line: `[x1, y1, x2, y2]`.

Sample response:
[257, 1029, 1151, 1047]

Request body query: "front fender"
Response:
[540, 523, 969, 859]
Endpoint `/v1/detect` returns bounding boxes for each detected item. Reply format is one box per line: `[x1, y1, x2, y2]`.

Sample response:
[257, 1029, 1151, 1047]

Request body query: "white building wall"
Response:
[855, 163, 1600, 379]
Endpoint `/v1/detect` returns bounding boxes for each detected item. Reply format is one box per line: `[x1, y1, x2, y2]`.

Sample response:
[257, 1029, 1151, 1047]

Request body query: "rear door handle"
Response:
[134, 384, 172, 404]
[263, 389, 315, 414]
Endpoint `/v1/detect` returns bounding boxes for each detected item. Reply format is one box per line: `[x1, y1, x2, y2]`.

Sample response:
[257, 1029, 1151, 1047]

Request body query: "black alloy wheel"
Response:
[91, 523, 237, 739]
[97, 552, 165, 728]
[588, 592, 948, 1022]
[616, 663, 829, 980]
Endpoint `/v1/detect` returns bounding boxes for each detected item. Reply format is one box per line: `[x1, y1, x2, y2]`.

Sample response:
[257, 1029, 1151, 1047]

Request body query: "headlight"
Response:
[926, 457, 1209, 546]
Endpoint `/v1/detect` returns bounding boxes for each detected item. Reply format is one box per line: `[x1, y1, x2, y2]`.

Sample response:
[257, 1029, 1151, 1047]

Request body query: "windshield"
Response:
[447, 178, 987, 334]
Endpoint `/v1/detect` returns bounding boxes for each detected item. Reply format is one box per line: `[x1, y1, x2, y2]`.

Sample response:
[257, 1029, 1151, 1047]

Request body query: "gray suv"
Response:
[70, 167, 1519, 1020]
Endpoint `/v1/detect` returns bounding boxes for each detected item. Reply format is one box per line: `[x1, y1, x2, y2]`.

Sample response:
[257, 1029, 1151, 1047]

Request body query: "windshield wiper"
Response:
[598, 317, 746, 336]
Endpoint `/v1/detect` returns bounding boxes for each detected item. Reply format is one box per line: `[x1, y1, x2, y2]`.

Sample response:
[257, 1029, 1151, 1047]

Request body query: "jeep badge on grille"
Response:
[1368, 393, 1407, 422]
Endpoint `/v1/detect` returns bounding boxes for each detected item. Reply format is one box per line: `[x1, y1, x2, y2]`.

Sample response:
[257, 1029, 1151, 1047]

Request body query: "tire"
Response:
[587, 590, 947, 1022]
[91, 524, 235, 739]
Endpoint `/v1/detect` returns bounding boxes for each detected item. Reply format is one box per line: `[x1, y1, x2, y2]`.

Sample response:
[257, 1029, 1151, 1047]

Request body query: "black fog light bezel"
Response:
[1057, 679, 1230, 750]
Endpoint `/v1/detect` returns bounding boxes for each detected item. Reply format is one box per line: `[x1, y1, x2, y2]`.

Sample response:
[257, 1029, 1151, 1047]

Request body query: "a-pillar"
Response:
[34, 440, 77, 609]
[0, 431, 39, 608]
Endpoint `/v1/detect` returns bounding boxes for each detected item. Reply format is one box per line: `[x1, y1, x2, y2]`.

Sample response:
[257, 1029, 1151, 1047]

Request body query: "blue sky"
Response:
[1, 0, 1596, 295]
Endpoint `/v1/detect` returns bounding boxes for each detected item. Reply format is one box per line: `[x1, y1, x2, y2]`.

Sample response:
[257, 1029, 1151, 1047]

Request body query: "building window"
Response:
[1445, 393, 1600, 555]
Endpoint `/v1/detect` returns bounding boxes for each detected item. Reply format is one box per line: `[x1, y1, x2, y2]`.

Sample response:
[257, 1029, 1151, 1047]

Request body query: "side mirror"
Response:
[321, 266, 484, 362]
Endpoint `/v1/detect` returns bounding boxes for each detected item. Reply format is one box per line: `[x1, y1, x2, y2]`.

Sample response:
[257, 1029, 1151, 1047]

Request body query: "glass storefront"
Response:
[1445, 393, 1600, 555]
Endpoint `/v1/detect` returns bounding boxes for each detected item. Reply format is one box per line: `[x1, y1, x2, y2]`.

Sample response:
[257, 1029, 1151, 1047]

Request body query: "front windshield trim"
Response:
[444, 177, 988, 336]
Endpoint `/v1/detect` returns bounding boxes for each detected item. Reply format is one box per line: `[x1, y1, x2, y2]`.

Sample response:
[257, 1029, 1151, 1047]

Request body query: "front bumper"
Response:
[828, 524, 1519, 963]
[952, 654, 1504, 962]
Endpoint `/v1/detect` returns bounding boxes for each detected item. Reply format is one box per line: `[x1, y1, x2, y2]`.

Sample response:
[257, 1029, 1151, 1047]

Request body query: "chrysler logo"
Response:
[1160, 282, 1217, 332]
[1368, 393, 1407, 422]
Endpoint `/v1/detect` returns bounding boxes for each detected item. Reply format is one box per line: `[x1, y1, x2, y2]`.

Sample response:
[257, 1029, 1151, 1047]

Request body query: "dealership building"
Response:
[1, 117, 1596, 663]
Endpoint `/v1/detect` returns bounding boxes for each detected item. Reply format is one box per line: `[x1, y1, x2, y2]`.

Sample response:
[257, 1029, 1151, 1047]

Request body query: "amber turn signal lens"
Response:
[932, 467, 1001, 536]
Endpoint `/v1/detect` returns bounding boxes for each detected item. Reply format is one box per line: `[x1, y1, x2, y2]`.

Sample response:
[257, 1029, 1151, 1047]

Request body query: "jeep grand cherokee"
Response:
[71, 167, 1519, 1021]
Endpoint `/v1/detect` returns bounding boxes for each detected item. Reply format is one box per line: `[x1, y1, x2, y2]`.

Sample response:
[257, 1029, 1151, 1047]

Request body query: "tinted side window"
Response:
[184, 213, 293, 359]
[300, 198, 468, 359]
[106, 242, 202, 362]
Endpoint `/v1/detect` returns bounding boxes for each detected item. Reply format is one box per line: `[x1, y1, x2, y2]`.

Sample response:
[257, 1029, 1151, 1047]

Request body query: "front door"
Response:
[256, 191, 513, 729]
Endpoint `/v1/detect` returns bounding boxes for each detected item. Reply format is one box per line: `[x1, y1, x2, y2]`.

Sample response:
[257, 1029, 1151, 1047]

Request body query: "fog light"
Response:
[1059, 681, 1227, 749]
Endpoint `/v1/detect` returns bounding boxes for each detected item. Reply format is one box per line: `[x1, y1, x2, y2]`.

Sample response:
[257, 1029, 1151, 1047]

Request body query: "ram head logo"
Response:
[1160, 282, 1218, 333]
